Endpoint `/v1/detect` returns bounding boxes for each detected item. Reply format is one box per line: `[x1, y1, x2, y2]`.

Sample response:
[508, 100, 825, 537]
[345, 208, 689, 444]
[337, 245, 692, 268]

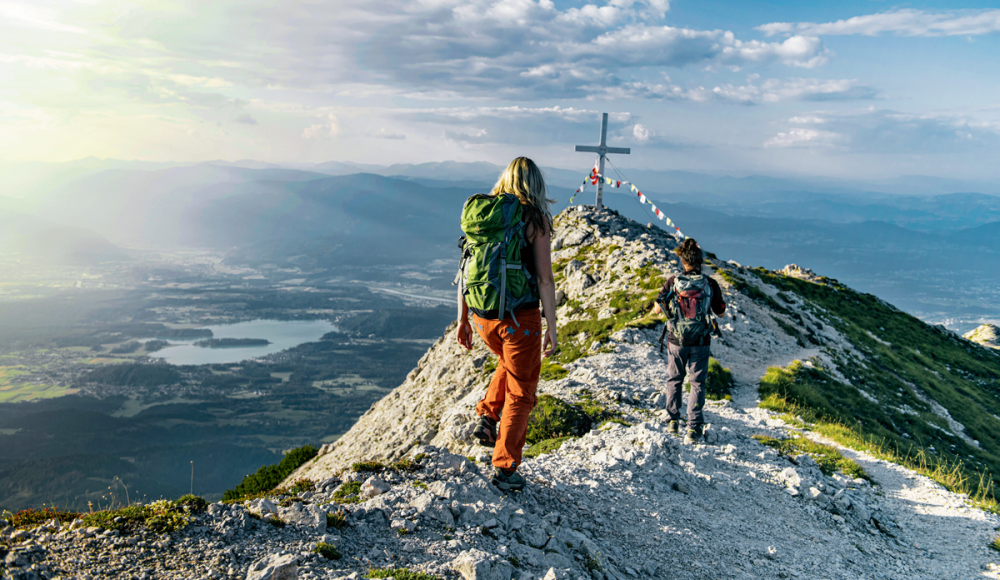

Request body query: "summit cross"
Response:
[575, 112, 630, 209]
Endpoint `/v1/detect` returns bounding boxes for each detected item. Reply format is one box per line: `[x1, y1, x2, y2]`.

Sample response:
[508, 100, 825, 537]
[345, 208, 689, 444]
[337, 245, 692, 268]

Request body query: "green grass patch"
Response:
[352, 460, 386, 473]
[367, 568, 443, 580]
[327, 510, 347, 530]
[752, 435, 869, 480]
[539, 360, 568, 381]
[759, 361, 999, 513]
[576, 389, 622, 422]
[391, 459, 421, 473]
[222, 444, 318, 502]
[78, 496, 206, 533]
[288, 479, 315, 495]
[599, 418, 632, 429]
[412, 481, 428, 490]
[332, 481, 363, 504]
[527, 395, 594, 444]
[555, 291, 660, 365]
[707, 357, 733, 401]
[482, 356, 498, 376]
[524, 436, 576, 458]
[717, 268, 790, 315]
[314, 542, 342, 560]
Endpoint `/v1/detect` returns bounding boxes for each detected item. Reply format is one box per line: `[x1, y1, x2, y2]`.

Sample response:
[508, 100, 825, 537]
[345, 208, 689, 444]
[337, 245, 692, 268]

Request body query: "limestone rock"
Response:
[564, 270, 595, 296]
[360, 476, 390, 499]
[451, 549, 511, 580]
[278, 503, 325, 532]
[246, 553, 297, 580]
[560, 228, 593, 248]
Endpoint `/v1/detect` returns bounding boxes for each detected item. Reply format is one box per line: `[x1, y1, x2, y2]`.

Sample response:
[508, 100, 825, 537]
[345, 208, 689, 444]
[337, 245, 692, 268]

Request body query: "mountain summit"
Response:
[966, 324, 1000, 350]
[7, 206, 1000, 580]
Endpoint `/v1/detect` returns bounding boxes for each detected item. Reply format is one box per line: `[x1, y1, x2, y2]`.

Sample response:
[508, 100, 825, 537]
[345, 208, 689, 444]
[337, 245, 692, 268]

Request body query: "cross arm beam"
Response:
[575, 145, 631, 154]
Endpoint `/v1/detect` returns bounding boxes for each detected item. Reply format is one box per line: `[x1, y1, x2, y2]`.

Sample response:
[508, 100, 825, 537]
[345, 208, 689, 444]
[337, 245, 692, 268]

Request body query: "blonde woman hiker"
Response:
[455, 156, 558, 491]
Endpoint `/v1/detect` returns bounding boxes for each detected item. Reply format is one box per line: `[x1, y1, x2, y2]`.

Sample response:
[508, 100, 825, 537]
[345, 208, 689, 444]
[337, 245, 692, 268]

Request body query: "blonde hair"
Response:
[491, 156, 556, 235]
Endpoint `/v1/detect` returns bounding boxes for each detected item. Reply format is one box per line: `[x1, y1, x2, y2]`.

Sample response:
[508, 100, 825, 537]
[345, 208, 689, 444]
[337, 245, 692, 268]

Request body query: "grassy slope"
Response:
[725, 264, 1000, 499]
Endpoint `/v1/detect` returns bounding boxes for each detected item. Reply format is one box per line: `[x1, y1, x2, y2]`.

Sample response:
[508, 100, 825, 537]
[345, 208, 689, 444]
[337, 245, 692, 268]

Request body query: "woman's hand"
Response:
[542, 327, 558, 358]
[457, 320, 473, 350]
[652, 302, 662, 315]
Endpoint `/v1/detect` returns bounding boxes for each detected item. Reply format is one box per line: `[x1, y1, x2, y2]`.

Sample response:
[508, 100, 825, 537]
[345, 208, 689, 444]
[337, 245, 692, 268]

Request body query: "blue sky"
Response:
[1, 1, 999, 179]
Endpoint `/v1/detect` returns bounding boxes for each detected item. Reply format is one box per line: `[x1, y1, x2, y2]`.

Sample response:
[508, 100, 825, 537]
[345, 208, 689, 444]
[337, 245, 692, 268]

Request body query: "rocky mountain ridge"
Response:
[4, 205, 1000, 580]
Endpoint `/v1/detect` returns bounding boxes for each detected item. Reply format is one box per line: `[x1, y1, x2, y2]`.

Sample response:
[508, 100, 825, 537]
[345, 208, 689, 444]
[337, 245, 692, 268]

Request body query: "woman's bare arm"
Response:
[456, 283, 472, 350]
[533, 226, 558, 357]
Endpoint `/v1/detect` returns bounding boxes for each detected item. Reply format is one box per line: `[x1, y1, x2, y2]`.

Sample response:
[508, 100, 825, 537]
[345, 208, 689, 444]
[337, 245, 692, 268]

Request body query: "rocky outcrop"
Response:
[965, 323, 1000, 350]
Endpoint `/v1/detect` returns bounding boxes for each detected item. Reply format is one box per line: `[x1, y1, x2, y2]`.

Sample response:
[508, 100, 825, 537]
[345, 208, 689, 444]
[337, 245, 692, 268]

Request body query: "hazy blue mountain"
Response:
[211, 173, 479, 267]
[0, 211, 126, 264]
[25, 164, 333, 247]
[662, 190, 1000, 232]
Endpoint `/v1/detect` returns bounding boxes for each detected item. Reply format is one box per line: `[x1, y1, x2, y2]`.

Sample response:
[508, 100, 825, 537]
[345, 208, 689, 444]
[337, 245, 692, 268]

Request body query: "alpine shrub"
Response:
[222, 444, 318, 501]
[10, 508, 80, 529]
[314, 542, 342, 560]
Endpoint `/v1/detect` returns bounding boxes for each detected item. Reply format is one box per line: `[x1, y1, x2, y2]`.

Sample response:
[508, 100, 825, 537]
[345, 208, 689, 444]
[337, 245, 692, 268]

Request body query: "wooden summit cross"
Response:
[575, 112, 630, 209]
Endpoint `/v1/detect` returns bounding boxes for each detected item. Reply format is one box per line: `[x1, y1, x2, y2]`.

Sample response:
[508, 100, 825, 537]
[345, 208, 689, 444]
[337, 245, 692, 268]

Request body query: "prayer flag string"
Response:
[568, 161, 687, 239]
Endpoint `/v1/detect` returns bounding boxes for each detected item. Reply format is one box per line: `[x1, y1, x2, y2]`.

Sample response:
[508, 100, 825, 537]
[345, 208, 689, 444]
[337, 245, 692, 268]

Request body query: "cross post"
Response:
[575, 112, 630, 209]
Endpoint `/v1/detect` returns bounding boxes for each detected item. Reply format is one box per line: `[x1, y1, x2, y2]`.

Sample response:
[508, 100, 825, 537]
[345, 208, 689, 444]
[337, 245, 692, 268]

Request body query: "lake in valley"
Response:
[149, 319, 337, 365]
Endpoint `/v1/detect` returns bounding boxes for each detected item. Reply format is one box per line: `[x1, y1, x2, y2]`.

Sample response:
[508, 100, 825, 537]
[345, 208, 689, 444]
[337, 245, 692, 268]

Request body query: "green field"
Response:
[0, 366, 78, 403]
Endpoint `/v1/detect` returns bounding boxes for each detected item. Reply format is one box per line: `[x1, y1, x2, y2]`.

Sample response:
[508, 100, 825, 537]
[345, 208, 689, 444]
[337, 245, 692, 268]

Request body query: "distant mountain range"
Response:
[2, 158, 998, 326]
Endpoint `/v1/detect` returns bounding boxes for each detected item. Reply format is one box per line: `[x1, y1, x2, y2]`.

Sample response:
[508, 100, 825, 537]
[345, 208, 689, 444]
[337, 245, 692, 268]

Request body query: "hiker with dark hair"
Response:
[455, 156, 558, 491]
[653, 238, 726, 444]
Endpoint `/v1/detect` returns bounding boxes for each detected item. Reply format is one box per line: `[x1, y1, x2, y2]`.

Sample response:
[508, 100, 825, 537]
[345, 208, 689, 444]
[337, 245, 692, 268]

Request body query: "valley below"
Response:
[0, 251, 455, 511]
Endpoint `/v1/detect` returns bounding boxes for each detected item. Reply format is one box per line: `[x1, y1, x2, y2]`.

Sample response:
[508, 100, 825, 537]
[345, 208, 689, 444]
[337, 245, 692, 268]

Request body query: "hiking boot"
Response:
[684, 427, 703, 445]
[491, 468, 526, 491]
[667, 420, 679, 435]
[473, 415, 497, 447]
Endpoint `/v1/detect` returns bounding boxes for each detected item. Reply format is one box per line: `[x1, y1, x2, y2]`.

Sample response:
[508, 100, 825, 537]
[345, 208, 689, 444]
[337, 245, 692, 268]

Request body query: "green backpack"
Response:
[455, 193, 538, 321]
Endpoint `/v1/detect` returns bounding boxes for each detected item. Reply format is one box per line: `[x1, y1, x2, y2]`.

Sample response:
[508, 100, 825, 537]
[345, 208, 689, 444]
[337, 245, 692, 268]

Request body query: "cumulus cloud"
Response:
[301, 114, 340, 140]
[765, 109, 1000, 152]
[758, 8, 1000, 37]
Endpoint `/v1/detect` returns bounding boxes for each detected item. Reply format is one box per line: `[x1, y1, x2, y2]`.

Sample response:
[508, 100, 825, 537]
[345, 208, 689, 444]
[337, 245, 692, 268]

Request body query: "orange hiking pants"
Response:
[473, 308, 542, 471]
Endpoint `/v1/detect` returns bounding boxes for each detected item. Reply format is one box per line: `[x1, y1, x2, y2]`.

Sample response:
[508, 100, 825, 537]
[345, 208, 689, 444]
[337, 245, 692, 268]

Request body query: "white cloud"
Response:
[0, 53, 90, 70]
[368, 127, 406, 140]
[758, 9, 1000, 38]
[632, 123, 651, 142]
[764, 128, 841, 148]
[765, 109, 1000, 152]
[0, 0, 831, 103]
[712, 77, 877, 104]
[0, 3, 87, 34]
[718, 35, 829, 69]
[301, 114, 340, 140]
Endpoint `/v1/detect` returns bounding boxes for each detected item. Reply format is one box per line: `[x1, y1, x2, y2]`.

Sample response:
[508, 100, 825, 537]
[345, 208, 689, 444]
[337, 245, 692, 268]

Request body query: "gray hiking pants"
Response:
[664, 342, 710, 430]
